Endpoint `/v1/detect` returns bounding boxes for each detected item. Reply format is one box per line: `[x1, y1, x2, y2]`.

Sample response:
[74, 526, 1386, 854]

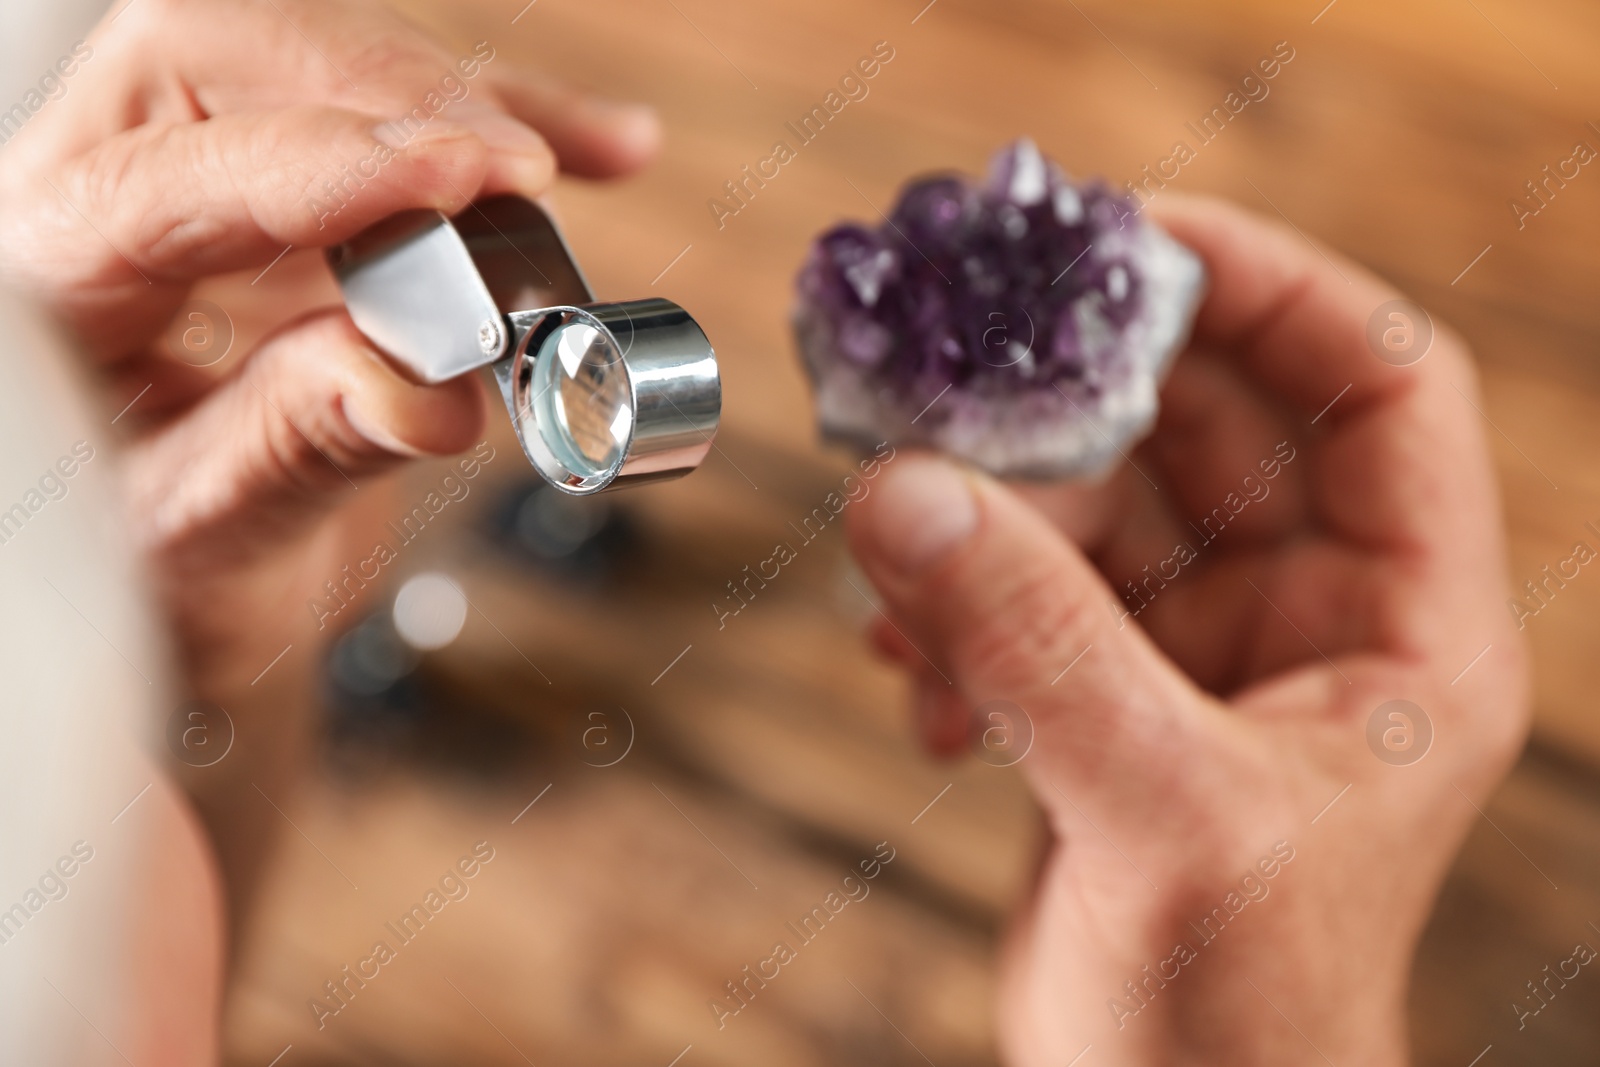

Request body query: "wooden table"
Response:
[221, 0, 1600, 1063]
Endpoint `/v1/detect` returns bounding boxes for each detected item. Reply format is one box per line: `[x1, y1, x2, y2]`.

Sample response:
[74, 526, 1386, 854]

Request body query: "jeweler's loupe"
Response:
[328, 196, 720, 495]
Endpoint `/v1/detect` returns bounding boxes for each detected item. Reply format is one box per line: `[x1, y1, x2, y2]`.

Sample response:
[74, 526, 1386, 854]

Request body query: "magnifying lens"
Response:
[328, 197, 720, 495]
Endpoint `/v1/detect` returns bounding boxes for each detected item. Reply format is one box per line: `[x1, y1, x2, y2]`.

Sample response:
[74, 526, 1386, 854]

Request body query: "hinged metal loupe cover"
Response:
[328, 196, 720, 496]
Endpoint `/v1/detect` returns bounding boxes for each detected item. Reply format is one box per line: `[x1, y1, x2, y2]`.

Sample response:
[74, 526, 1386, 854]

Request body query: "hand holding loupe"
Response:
[329, 197, 720, 495]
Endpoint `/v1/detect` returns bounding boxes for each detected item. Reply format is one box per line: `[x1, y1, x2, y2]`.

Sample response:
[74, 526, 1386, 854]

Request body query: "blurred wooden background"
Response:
[220, 0, 1600, 1064]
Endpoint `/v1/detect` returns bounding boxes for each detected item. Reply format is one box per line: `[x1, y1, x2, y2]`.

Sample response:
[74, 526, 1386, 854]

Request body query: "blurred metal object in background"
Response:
[485, 477, 638, 586]
[330, 196, 721, 495]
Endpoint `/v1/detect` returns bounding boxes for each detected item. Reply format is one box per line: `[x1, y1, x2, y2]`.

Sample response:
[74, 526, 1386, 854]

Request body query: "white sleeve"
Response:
[0, 0, 110, 107]
[0, 291, 174, 1063]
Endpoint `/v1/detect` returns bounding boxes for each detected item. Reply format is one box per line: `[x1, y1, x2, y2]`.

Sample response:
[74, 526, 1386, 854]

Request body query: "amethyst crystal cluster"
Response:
[794, 139, 1205, 478]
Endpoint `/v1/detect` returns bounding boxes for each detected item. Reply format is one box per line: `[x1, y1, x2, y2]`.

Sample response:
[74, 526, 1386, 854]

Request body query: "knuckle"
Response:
[248, 328, 370, 498]
[38, 135, 163, 285]
[112, 126, 224, 275]
[256, 390, 343, 499]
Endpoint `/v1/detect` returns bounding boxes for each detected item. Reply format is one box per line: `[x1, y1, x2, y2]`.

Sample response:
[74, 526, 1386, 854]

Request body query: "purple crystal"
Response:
[793, 139, 1205, 478]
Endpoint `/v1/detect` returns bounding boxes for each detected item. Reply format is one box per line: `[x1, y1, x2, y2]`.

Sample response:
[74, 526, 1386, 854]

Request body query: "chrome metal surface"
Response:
[330, 197, 720, 495]
[453, 196, 594, 311]
[496, 300, 720, 495]
[329, 208, 505, 383]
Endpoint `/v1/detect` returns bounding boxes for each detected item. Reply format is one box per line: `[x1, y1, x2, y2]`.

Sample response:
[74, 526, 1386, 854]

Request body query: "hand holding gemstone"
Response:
[842, 190, 1524, 1067]
[793, 139, 1205, 478]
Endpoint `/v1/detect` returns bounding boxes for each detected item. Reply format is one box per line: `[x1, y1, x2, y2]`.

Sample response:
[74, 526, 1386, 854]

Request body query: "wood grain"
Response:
[221, 0, 1600, 1064]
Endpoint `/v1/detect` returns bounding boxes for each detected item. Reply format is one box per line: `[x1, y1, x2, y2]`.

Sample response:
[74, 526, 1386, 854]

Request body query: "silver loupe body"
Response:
[328, 197, 720, 495]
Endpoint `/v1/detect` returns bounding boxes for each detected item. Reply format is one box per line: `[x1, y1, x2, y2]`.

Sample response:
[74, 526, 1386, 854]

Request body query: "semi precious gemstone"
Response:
[793, 138, 1205, 478]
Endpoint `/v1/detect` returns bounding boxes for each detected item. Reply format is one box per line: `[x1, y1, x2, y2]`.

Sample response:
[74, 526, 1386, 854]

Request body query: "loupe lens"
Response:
[537, 320, 632, 475]
[500, 299, 718, 496]
[508, 310, 634, 493]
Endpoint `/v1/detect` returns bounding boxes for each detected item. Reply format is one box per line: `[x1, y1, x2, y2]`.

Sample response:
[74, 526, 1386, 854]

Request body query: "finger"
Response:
[868, 616, 919, 667]
[876, 624, 977, 757]
[1149, 196, 1503, 616]
[1144, 350, 1309, 546]
[999, 353, 1309, 600]
[990, 355, 1304, 558]
[1006, 474, 1128, 552]
[428, 102, 561, 198]
[1147, 194, 1420, 419]
[48, 2, 552, 198]
[869, 620, 968, 754]
[848, 453, 1212, 798]
[17, 106, 507, 352]
[125, 308, 487, 562]
[911, 674, 971, 759]
[485, 67, 662, 179]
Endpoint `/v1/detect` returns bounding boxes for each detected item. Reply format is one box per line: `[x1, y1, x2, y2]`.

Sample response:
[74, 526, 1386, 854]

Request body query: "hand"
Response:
[0, 0, 660, 695]
[0, 0, 661, 958]
[847, 195, 1529, 1065]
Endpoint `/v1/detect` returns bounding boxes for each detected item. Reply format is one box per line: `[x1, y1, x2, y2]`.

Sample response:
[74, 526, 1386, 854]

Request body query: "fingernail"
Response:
[867, 456, 979, 575]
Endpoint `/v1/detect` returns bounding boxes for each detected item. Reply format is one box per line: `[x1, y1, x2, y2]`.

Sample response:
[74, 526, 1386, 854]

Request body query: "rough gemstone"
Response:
[793, 139, 1205, 478]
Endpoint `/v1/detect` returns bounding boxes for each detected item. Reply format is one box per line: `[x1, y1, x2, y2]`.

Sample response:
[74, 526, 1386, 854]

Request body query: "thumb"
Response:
[848, 453, 1210, 799]
[125, 309, 487, 564]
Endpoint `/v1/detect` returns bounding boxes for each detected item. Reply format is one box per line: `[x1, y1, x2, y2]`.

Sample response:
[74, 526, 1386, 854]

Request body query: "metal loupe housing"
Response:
[328, 196, 720, 495]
